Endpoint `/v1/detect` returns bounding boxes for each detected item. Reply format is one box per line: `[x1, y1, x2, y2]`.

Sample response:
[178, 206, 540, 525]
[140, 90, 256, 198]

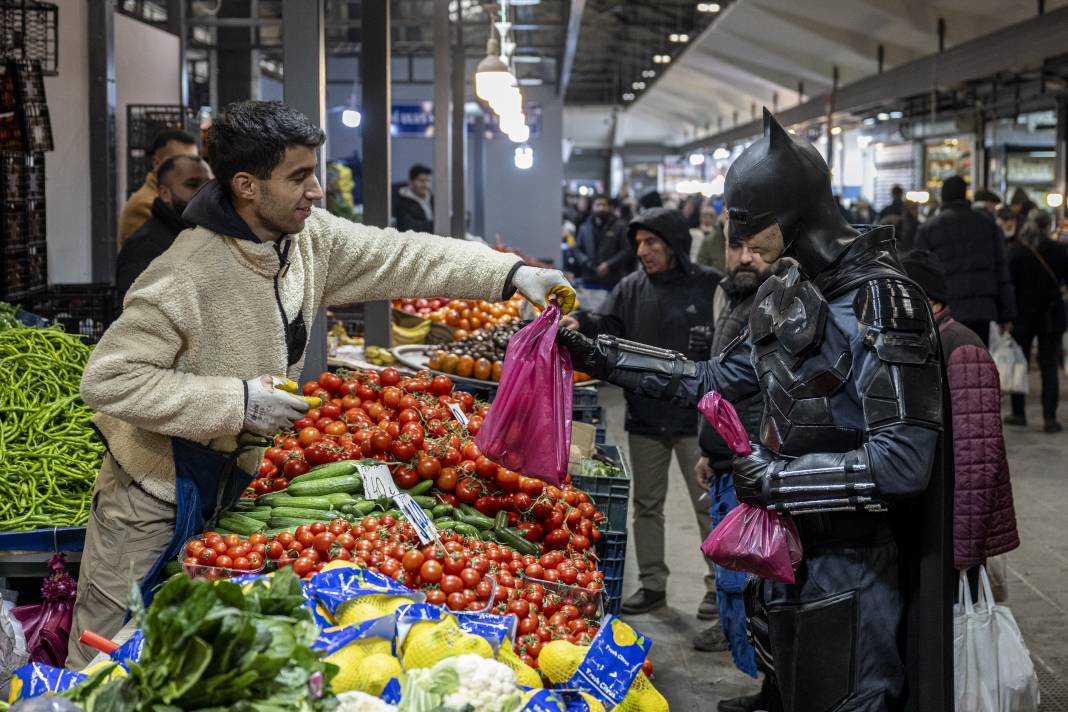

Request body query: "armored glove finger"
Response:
[730, 443, 780, 506]
[688, 324, 713, 360]
[556, 327, 609, 379]
[243, 375, 309, 436]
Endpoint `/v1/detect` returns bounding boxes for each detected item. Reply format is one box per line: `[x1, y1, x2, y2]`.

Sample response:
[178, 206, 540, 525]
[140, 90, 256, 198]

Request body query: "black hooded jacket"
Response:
[116, 197, 191, 307]
[575, 208, 722, 435]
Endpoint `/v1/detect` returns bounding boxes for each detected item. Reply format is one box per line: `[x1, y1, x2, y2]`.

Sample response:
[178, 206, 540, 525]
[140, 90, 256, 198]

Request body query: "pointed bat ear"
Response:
[763, 107, 789, 144]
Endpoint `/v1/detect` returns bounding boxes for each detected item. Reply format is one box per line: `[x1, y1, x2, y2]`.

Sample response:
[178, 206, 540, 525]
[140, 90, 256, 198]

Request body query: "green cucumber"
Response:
[263, 526, 297, 539]
[434, 518, 457, 530]
[352, 501, 378, 516]
[494, 511, 509, 531]
[456, 507, 495, 530]
[453, 523, 480, 539]
[494, 527, 539, 556]
[411, 495, 437, 509]
[287, 474, 363, 497]
[421, 508, 436, 522]
[261, 495, 346, 510]
[432, 503, 454, 518]
[217, 512, 267, 535]
[298, 461, 360, 481]
[269, 516, 320, 529]
[457, 513, 494, 531]
[255, 491, 295, 507]
[269, 506, 340, 521]
[241, 509, 272, 522]
[402, 480, 434, 496]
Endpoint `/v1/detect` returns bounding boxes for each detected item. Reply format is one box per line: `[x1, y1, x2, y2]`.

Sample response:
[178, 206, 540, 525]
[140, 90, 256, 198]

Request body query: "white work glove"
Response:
[242, 375, 309, 436]
[512, 265, 578, 314]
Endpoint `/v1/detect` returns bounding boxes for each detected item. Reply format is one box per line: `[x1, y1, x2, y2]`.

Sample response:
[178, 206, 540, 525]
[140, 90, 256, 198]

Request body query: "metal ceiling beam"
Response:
[678, 5, 1068, 152]
[559, 0, 585, 96]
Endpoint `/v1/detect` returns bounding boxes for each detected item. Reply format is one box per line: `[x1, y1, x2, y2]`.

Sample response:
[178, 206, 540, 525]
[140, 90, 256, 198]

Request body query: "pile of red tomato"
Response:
[261, 514, 607, 670]
[183, 531, 270, 579]
[251, 370, 607, 558]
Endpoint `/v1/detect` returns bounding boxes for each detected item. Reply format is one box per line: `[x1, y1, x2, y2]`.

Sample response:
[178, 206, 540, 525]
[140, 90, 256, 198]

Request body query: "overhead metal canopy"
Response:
[597, 0, 1068, 146]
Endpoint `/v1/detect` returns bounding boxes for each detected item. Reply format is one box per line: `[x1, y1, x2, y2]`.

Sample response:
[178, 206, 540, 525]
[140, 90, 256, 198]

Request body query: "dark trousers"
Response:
[1010, 330, 1063, 421]
[961, 320, 991, 347]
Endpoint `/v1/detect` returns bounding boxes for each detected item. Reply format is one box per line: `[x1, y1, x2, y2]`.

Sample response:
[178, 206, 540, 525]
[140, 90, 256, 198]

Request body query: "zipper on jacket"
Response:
[273, 239, 291, 358]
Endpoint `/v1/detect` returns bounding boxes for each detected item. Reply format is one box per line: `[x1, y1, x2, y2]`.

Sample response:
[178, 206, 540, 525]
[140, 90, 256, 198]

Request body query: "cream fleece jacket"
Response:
[82, 207, 522, 503]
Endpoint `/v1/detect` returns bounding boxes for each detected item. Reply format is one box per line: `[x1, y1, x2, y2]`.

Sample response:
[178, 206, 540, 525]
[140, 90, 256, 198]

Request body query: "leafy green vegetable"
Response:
[64, 571, 338, 711]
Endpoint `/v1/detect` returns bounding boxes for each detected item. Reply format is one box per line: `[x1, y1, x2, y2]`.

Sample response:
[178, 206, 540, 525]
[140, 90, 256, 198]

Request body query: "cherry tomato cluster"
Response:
[250, 368, 490, 496]
[183, 532, 269, 579]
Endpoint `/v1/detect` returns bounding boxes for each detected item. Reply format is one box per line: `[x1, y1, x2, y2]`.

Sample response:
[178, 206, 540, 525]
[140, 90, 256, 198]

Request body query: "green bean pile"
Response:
[0, 326, 102, 531]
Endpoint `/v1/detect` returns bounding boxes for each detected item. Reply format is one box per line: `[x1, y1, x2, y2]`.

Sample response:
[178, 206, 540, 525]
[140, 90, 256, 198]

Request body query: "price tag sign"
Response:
[446, 402, 469, 428]
[395, 493, 438, 544]
[357, 462, 400, 500]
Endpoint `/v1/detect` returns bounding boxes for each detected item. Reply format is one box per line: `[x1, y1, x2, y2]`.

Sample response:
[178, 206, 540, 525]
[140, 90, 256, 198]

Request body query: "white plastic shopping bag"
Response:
[990, 327, 1030, 396]
[954, 567, 1040, 712]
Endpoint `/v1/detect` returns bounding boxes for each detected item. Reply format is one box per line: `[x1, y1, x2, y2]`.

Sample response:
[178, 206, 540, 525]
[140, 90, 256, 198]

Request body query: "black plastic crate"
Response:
[0, 59, 44, 104]
[0, 2, 58, 76]
[126, 104, 197, 194]
[21, 101, 50, 151]
[0, 239, 46, 301]
[36, 283, 115, 343]
[596, 529, 626, 615]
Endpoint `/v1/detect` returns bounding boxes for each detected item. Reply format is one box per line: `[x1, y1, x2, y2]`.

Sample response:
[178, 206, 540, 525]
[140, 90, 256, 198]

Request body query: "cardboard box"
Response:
[568, 421, 597, 475]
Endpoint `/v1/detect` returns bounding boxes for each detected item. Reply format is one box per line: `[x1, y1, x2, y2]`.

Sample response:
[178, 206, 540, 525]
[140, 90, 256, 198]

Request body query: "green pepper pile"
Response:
[0, 322, 102, 531]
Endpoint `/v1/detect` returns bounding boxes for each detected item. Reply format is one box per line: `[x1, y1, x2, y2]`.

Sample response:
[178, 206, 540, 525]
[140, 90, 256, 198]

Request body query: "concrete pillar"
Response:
[88, 0, 117, 283]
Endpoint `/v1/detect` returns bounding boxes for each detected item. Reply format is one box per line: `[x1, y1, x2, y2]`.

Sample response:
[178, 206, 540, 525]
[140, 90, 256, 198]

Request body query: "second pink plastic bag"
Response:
[698, 391, 752, 457]
[476, 302, 572, 485]
[701, 503, 803, 583]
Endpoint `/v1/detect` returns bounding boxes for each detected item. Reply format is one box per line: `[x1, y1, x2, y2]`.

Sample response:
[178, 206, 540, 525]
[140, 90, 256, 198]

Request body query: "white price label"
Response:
[357, 463, 400, 500]
[395, 493, 438, 544]
[446, 402, 469, 427]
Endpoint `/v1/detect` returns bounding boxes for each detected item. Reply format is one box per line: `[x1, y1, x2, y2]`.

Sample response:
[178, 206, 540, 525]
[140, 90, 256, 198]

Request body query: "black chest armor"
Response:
[750, 265, 860, 457]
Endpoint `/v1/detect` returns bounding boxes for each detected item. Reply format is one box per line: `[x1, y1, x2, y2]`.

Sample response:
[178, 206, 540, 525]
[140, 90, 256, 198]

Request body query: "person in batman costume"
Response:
[558, 109, 953, 712]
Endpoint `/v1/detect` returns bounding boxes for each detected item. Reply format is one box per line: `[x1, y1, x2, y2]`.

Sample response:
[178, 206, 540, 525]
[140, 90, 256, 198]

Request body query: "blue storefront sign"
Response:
[391, 102, 435, 137]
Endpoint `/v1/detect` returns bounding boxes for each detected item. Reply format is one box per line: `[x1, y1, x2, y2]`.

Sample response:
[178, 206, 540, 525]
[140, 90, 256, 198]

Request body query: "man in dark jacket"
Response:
[562, 207, 723, 615]
[914, 175, 1015, 345]
[395, 164, 434, 232]
[689, 238, 774, 684]
[115, 155, 211, 305]
[573, 195, 632, 294]
[1004, 209, 1068, 432]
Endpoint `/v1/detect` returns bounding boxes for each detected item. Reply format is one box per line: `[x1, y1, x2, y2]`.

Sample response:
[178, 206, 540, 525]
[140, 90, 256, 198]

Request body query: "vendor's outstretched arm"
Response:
[557, 328, 760, 407]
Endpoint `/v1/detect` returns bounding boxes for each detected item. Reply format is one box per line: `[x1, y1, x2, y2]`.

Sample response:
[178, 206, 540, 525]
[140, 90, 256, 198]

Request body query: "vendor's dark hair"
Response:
[208, 100, 325, 195]
[409, 164, 432, 181]
[149, 129, 197, 157]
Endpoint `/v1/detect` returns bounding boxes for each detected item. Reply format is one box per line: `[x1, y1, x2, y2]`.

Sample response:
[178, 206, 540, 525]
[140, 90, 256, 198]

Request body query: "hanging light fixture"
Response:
[475, 37, 516, 106]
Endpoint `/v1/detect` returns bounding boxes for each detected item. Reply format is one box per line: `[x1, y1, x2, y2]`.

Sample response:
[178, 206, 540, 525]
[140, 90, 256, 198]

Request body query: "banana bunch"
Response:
[364, 345, 396, 366]
[391, 319, 432, 345]
[328, 323, 363, 346]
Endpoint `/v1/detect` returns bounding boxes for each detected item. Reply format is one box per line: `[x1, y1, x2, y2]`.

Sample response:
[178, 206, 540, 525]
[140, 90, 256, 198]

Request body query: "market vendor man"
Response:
[67, 100, 576, 668]
[558, 110, 952, 712]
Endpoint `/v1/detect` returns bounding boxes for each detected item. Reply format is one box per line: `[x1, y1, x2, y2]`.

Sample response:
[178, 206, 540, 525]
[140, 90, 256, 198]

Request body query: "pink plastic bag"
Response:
[698, 391, 752, 456]
[12, 554, 76, 667]
[701, 504, 803, 583]
[476, 302, 572, 484]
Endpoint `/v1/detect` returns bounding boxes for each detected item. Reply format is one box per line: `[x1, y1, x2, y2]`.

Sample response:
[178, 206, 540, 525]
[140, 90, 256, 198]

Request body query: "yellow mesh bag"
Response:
[401, 616, 494, 669]
[330, 652, 401, 695]
[335, 594, 411, 626]
[537, 640, 584, 684]
[579, 692, 606, 712]
[498, 643, 543, 688]
[610, 672, 668, 712]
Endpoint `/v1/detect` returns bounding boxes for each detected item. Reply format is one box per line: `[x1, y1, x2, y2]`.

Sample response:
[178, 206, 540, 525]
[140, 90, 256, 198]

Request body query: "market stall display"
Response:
[8, 565, 666, 711]
[0, 314, 102, 533]
[392, 295, 524, 342]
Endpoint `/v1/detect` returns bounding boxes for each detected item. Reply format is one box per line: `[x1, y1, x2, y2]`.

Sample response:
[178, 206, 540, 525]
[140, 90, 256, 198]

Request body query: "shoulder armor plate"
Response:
[853, 278, 930, 332]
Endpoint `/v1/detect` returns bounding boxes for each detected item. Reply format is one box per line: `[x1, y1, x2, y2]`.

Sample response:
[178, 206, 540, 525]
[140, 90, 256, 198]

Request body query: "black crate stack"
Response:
[0, 58, 51, 305]
[126, 104, 198, 196]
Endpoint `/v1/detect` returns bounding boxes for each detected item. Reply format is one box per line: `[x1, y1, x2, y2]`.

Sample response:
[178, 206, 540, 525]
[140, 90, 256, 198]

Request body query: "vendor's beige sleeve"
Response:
[309, 208, 523, 306]
[80, 278, 246, 441]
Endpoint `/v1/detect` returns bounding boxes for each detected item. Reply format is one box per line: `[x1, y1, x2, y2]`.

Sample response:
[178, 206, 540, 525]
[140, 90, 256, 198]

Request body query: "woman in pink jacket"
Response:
[902, 250, 1020, 595]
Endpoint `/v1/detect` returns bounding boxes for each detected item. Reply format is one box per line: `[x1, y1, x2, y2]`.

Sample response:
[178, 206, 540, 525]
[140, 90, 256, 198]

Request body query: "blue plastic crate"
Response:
[571, 444, 630, 533]
[0, 526, 86, 552]
[596, 529, 626, 615]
